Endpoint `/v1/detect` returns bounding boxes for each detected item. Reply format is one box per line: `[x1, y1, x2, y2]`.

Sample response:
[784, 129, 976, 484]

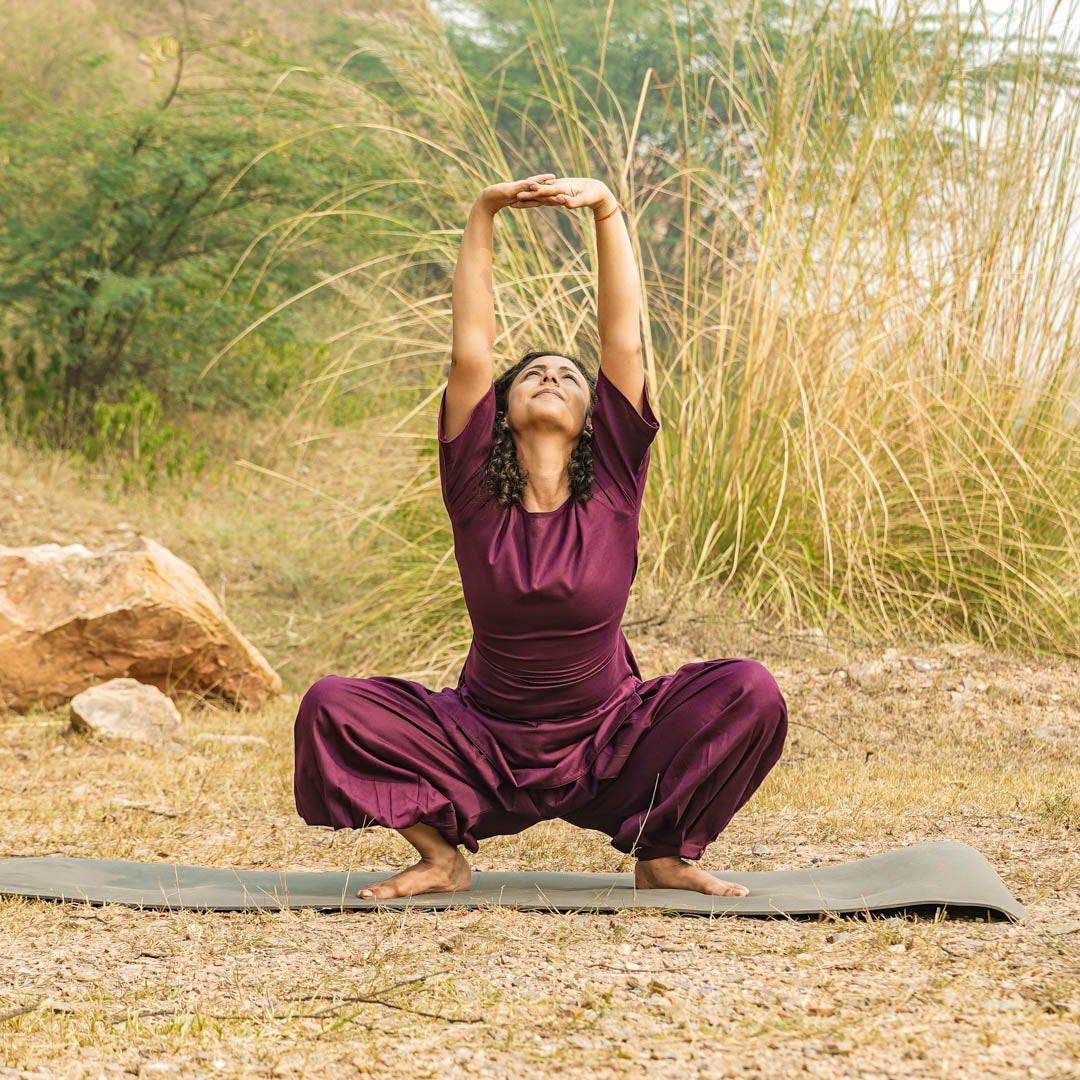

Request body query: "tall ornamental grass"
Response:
[214, 0, 1080, 677]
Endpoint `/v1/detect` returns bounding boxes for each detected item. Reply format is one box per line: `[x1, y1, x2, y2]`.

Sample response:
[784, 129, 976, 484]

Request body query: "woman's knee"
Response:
[295, 675, 353, 741]
[695, 658, 787, 744]
[736, 659, 788, 745]
[298, 674, 346, 712]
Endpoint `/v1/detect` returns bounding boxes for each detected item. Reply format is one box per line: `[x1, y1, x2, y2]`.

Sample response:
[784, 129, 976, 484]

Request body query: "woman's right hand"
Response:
[478, 174, 559, 214]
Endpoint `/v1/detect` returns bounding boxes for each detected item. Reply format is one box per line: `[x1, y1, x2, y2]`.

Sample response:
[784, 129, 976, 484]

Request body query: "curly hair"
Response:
[485, 349, 596, 510]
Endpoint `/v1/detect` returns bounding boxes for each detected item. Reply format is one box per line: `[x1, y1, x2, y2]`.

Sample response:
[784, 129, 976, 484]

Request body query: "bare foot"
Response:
[357, 850, 472, 900]
[635, 855, 749, 897]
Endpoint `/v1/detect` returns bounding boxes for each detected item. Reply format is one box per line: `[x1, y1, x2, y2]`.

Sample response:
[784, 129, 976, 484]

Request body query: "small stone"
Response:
[595, 1018, 634, 1041]
[752, 844, 771, 856]
[845, 660, 886, 689]
[69, 678, 181, 746]
[826, 931, 855, 944]
[40, 998, 75, 1013]
[824, 1040, 855, 1055]
[1043, 921, 1080, 936]
[909, 658, 932, 672]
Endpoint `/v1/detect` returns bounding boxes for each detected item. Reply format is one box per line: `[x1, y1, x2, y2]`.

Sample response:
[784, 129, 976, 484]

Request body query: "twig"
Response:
[106, 800, 178, 818]
[282, 970, 448, 1002]
[588, 964, 670, 974]
[106, 970, 480, 1025]
[787, 718, 850, 752]
[108, 998, 479, 1026]
[0, 1003, 40, 1023]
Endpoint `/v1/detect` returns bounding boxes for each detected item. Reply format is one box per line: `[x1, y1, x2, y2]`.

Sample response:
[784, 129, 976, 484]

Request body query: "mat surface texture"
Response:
[0, 841, 1026, 921]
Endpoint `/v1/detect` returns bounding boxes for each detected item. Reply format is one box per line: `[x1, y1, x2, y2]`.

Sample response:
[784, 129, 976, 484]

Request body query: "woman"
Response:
[294, 173, 788, 900]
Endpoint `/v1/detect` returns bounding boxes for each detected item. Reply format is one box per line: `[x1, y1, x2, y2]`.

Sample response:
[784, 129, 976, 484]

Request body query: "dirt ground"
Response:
[2, 605, 1079, 1080]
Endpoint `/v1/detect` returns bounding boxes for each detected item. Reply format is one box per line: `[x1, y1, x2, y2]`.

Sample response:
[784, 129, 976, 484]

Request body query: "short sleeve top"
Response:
[437, 366, 660, 729]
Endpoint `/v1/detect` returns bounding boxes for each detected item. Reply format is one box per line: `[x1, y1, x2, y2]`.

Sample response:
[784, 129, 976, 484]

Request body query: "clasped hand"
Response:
[480, 174, 614, 216]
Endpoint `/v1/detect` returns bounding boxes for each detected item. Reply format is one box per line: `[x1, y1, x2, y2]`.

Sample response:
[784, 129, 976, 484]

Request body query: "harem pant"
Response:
[293, 659, 788, 862]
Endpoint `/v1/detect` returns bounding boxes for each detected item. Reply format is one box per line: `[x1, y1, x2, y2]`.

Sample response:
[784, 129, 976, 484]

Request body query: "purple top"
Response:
[436, 366, 661, 786]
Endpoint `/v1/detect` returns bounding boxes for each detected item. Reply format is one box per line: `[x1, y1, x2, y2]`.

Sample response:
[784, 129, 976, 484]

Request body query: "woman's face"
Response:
[506, 355, 590, 442]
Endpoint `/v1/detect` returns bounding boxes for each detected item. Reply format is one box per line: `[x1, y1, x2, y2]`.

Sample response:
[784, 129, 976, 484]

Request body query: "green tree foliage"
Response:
[0, 10, 393, 446]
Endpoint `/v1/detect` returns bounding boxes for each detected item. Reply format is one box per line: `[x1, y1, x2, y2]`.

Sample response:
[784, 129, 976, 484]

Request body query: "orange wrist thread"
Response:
[594, 203, 623, 222]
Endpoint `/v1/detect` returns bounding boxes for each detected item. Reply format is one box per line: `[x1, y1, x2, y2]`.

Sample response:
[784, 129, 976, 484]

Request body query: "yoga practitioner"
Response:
[293, 174, 788, 900]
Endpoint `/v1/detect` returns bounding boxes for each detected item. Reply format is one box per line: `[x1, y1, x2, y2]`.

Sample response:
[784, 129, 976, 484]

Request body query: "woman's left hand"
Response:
[512, 176, 615, 214]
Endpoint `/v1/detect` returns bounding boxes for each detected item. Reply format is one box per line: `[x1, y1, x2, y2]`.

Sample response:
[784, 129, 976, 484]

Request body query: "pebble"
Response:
[1043, 921, 1080, 936]
[987, 998, 1026, 1011]
[752, 844, 771, 856]
[595, 1019, 635, 1041]
[845, 660, 886, 688]
[1037, 726, 1072, 743]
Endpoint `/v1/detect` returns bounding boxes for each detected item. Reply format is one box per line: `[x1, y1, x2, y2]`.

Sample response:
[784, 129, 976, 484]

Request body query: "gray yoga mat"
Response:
[0, 841, 1027, 921]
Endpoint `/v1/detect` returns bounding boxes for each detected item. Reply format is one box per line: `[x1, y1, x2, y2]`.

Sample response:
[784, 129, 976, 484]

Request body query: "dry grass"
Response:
[234, 0, 1080, 661]
[2, 605, 1079, 1077]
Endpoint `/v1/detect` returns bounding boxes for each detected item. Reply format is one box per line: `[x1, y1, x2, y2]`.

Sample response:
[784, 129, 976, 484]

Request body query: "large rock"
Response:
[0, 536, 281, 711]
[69, 678, 182, 746]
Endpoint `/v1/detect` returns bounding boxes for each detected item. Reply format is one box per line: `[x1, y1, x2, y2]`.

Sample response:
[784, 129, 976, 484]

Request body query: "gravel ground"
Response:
[2, 622, 1079, 1079]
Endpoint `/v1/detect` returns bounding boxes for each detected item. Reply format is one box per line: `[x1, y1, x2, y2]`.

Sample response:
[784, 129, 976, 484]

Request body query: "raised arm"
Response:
[519, 177, 645, 416]
[443, 200, 497, 440]
[593, 188, 644, 411]
[444, 175, 557, 440]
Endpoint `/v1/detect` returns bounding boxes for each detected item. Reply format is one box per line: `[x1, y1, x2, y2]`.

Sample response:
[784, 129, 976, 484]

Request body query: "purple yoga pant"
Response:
[293, 658, 788, 861]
